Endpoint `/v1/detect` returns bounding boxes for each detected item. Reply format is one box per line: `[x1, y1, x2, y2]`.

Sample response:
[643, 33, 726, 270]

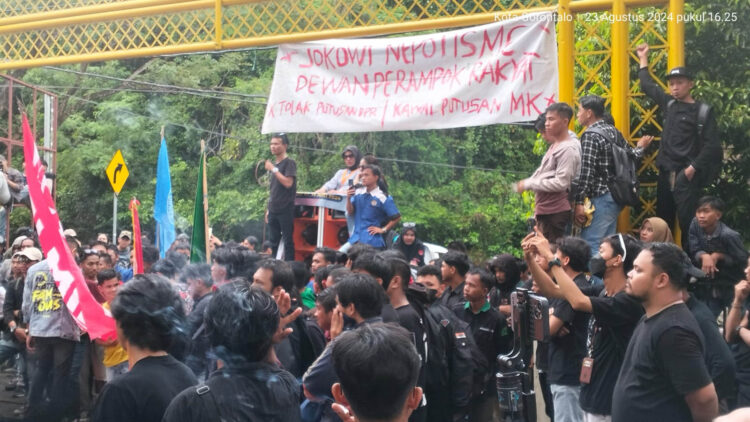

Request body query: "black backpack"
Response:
[667, 99, 711, 139]
[406, 288, 488, 420]
[586, 126, 640, 207]
[666, 100, 719, 182]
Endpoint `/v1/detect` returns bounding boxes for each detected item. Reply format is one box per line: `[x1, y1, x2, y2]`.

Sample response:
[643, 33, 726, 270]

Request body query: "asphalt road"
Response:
[0, 365, 24, 421]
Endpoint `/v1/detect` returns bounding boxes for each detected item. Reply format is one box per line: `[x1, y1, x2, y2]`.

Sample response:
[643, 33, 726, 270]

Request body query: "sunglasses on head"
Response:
[82, 249, 99, 258]
[610, 233, 627, 261]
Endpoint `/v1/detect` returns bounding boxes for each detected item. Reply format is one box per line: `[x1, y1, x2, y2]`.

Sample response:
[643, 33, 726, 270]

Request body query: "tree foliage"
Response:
[14, 50, 539, 261]
[8, 0, 748, 260]
[683, 0, 750, 233]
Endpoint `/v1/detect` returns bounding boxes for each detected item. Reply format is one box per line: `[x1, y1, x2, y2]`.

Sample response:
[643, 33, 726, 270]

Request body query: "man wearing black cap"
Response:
[637, 43, 723, 248]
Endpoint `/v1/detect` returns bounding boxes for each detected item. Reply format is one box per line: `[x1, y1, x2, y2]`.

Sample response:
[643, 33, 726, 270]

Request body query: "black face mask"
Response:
[589, 254, 607, 278]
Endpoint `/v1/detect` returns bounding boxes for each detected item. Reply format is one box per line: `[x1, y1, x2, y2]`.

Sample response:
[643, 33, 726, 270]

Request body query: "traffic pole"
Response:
[112, 193, 117, 244]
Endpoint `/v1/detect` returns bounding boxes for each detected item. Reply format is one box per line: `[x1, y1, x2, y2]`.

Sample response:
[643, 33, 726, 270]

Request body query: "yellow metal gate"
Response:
[0, 0, 685, 234]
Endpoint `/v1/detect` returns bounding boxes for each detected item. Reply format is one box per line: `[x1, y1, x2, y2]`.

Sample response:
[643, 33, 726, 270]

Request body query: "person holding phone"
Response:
[315, 146, 362, 195]
[315, 146, 362, 235]
[523, 231, 644, 421]
[340, 164, 400, 253]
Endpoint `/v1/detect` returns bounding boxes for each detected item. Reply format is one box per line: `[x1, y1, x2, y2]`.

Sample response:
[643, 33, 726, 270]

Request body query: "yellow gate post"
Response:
[557, 0, 575, 110]
[667, 0, 686, 244]
[611, 0, 631, 233]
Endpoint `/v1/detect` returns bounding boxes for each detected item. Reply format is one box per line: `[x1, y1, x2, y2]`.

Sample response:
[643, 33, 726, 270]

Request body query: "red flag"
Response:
[22, 114, 116, 340]
[129, 198, 144, 275]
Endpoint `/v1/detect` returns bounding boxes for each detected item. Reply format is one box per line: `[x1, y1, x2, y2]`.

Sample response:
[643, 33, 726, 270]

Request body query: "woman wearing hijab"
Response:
[393, 224, 427, 267]
[639, 217, 674, 244]
[315, 145, 362, 195]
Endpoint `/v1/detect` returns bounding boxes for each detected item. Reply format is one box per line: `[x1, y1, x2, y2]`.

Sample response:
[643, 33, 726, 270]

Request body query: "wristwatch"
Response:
[548, 257, 562, 268]
[272, 167, 279, 173]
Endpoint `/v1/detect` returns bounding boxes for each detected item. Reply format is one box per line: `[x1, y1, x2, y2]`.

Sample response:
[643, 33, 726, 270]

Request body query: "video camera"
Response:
[496, 288, 549, 422]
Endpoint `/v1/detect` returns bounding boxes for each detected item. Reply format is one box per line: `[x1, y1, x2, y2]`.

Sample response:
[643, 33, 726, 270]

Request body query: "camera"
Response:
[496, 288, 549, 422]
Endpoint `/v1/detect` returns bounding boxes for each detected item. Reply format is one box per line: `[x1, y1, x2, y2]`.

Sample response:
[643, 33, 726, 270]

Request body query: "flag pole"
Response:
[201, 140, 211, 264]
[156, 126, 164, 252]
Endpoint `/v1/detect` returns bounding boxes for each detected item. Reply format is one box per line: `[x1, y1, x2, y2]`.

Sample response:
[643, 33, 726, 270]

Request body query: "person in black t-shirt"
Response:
[303, 274, 387, 418]
[92, 274, 198, 422]
[440, 250, 470, 309]
[528, 249, 555, 421]
[163, 281, 303, 422]
[380, 251, 426, 358]
[723, 257, 750, 407]
[612, 242, 717, 422]
[351, 252, 401, 325]
[684, 291, 736, 409]
[381, 251, 428, 422]
[524, 231, 644, 420]
[252, 259, 316, 379]
[329, 323, 423, 422]
[452, 267, 511, 422]
[264, 133, 297, 261]
[545, 237, 591, 422]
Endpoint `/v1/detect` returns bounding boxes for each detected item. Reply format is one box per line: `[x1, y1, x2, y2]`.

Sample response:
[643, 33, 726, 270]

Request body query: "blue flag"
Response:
[154, 137, 175, 258]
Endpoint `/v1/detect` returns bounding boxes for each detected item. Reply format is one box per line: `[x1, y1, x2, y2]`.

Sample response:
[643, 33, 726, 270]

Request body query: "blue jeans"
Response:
[0, 207, 6, 244]
[28, 337, 78, 420]
[551, 384, 583, 422]
[581, 192, 621, 257]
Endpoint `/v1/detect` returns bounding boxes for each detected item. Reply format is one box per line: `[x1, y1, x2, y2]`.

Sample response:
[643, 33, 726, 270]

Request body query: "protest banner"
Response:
[262, 12, 558, 133]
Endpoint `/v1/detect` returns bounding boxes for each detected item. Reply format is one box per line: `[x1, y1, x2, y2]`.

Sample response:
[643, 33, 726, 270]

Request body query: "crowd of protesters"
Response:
[0, 44, 747, 422]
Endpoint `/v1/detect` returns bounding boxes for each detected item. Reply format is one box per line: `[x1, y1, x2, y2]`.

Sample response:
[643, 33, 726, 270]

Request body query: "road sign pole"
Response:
[113, 193, 118, 244]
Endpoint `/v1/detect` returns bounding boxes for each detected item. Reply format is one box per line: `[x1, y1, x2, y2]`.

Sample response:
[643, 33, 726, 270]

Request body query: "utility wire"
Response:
[44, 66, 268, 100]
[49, 89, 529, 175]
[33, 84, 267, 105]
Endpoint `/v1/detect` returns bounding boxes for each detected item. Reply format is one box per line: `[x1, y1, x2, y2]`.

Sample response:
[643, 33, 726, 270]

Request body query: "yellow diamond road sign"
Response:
[106, 150, 129, 195]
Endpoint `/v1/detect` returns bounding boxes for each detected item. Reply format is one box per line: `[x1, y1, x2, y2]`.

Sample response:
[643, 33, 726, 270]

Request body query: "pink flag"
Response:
[22, 114, 116, 340]
[130, 198, 144, 275]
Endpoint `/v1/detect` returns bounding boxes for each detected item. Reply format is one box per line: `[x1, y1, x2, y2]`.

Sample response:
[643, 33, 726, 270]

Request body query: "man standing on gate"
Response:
[265, 133, 297, 261]
[515, 104, 581, 244]
[637, 43, 723, 248]
[573, 95, 652, 256]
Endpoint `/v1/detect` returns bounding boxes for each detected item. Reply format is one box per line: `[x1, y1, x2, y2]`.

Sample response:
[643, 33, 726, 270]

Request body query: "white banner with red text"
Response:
[262, 12, 559, 133]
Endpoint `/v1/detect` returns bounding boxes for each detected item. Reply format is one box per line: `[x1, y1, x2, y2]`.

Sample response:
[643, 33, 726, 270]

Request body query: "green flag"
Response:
[190, 150, 208, 263]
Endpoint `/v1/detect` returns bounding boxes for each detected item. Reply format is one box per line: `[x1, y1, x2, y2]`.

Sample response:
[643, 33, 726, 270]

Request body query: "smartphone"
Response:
[526, 217, 537, 235]
[348, 179, 353, 187]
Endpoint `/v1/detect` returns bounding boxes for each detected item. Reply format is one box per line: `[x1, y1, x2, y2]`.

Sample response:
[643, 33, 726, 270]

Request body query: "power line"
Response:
[33, 84, 267, 105]
[44, 66, 268, 100]
[49, 89, 528, 175]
